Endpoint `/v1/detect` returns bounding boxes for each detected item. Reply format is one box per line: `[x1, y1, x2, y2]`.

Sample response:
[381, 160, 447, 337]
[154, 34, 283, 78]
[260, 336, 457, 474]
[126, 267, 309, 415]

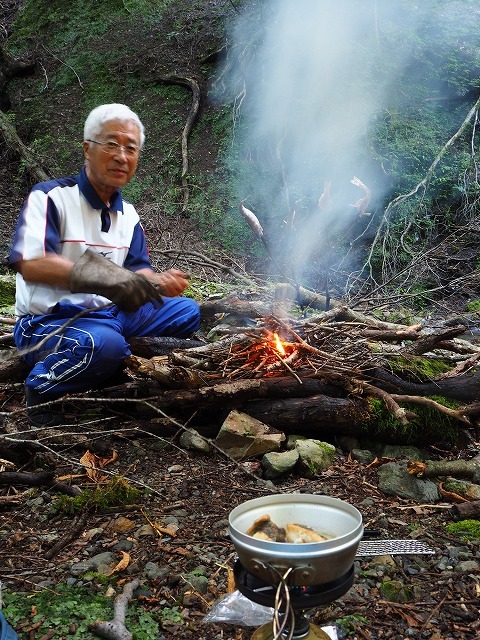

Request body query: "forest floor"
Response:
[0, 380, 479, 640]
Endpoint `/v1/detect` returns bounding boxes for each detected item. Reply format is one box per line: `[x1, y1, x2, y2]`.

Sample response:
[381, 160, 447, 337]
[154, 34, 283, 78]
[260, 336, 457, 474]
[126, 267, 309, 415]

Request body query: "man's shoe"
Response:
[25, 386, 65, 427]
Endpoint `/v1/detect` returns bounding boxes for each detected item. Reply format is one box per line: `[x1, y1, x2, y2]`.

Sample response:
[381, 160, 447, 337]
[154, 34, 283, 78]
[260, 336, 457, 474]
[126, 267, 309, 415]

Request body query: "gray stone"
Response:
[90, 552, 115, 569]
[261, 448, 299, 479]
[179, 428, 211, 453]
[351, 449, 376, 465]
[70, 561, 95, 577]
[295, 439, 336, 478]
[378, 461, 441, 502]
[382, 445, 426, 460]
[454, 560, 480, 572]
[215, 410, 285, 460]
[145, 562, 170, 580]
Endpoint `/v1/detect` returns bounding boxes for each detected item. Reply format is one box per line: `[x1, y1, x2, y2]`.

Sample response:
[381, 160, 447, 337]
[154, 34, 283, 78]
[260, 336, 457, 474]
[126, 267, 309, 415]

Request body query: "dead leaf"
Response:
[79, 450, 118, 482]
[104, 551, 130, 576]
[439, 482, 470, 503]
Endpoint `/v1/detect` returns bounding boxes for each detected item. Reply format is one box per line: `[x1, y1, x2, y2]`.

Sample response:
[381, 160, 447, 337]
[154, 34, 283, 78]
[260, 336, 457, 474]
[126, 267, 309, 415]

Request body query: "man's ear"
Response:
[83, 140, 91, 159]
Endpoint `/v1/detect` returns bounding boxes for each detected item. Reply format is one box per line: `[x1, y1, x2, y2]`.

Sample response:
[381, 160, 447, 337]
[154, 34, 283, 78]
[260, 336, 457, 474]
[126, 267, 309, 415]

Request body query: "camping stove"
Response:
[234, 560, 353, 639]
[229, 494, 364, 639]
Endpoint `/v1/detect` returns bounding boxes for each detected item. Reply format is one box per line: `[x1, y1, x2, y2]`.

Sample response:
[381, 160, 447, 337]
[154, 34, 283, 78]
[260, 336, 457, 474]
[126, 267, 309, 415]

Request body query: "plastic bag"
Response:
[203, 590, 274, 627]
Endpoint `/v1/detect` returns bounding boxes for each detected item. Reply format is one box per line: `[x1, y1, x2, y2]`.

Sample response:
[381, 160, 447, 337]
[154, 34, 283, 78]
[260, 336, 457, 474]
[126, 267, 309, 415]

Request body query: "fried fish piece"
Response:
[246, 514, 286, 542]
[285, 523, 328, 544]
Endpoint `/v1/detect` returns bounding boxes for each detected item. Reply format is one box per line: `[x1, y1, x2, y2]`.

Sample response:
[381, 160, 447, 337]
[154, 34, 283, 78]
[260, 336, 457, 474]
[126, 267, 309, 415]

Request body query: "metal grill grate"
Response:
[356, 539, 436, 556]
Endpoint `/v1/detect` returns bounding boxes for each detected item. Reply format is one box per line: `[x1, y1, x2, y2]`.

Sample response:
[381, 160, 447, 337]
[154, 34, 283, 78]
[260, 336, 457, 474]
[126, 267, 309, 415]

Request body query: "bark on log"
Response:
[400, 325, 466, 355]
[128, 336, 206, 358]
[0, 109, 49, 182]
[407, 459, 480, 479]
[242, 394, 371, 435]
[449, 500, 480, 520]
[371, 367, 480, 402]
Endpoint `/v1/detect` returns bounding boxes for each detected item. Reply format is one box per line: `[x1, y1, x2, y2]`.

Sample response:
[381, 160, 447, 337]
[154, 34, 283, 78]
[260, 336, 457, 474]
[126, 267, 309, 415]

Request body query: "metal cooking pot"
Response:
[229, 494, 363, 586]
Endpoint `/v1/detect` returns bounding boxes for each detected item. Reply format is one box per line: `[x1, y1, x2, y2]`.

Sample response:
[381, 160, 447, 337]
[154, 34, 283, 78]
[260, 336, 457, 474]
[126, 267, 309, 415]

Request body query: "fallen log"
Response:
[400, 325, 467, 355]
[371, 367, 480, 402]
[89, 578, 140, 640]
[449, 500, 480, 520]
[407, 459, 480, 479]
[128, 335, 206, 358]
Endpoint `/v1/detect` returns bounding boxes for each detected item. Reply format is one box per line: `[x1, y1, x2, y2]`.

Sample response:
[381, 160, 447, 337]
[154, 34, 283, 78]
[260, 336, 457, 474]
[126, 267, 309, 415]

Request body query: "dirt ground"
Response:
[1, 382, 479, 640]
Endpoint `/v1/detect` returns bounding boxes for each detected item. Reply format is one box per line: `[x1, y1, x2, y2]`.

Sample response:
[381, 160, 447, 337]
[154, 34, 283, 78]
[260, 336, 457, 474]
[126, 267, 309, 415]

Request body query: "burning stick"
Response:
[350, 175, 371, 217]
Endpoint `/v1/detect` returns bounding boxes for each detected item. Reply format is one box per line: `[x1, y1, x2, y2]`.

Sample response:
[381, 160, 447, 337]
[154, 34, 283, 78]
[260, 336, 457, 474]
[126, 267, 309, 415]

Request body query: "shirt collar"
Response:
[78, 166, 124, 213]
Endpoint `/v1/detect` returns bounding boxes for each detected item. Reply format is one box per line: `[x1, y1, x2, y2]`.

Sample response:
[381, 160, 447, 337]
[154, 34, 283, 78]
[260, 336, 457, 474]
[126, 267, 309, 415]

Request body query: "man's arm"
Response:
[13, 253, 74, 289]
[136, 267, 190, 296]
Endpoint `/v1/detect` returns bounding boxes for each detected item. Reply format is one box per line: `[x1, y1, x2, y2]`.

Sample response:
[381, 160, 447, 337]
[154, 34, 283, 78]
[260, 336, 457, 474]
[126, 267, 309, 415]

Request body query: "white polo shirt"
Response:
[9, 167, 152, 316]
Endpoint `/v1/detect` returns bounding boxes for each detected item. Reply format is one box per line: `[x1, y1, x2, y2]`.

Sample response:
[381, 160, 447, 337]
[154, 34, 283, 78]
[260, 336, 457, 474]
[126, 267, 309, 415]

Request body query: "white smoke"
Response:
[214, 0, 477, 282]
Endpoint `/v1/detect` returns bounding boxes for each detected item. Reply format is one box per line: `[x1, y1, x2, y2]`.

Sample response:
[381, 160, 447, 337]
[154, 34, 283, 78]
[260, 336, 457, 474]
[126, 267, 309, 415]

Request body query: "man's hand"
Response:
[69, 250, 163, 312]
[137, 268, 191, 296]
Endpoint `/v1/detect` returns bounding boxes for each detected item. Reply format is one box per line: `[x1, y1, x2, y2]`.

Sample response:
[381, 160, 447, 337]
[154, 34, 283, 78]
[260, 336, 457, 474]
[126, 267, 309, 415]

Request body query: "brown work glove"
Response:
[69, 249, 163, 312]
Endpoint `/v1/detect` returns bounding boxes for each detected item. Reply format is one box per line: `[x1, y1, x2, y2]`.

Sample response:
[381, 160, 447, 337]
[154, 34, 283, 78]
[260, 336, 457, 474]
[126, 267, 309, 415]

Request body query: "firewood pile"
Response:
[124, 302, 480, 438]
[127, 312, 378, 387]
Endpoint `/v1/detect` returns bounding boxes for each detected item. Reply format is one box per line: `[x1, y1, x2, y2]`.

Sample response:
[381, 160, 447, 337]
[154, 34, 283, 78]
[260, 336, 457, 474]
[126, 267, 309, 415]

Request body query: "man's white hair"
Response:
[83, 103, 145, 147]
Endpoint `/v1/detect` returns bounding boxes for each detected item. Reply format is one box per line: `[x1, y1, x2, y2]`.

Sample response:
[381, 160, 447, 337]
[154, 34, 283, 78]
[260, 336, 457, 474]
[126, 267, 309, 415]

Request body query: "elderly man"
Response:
[8, 103, 200, 425]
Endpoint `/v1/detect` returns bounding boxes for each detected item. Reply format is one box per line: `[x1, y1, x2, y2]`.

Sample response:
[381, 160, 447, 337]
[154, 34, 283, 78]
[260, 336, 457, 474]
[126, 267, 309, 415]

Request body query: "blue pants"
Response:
[14, 298, 200, 397]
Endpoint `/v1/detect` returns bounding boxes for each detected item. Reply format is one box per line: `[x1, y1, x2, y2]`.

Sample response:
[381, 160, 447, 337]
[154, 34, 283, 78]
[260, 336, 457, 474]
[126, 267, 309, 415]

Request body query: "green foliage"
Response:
[445, 519, 480, 542]
[1, 584, 160, 639]
[335, 614, 369, 636]
[54, 477, 141, 515]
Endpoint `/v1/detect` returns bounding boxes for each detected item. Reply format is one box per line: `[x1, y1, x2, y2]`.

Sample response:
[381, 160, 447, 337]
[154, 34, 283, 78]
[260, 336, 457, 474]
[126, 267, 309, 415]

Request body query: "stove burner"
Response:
[234, 560, 354, 610]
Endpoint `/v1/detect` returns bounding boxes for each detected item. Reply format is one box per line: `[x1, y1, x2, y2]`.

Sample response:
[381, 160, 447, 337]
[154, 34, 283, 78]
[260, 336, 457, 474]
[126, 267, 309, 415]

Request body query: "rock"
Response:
[179, 428, 211, 453]
[443, 477, 480, 501]
[261, 449, 299, 479]
[379, 579, 414, 603]
[215, 410, 285, 461]
[378, 461, 441, 502]
[454, 560, 480, 572]
[381, 445, 426, 460]
[294, 439, 336, 478]
[351, 449, 376, 465]
[145, 562, 170, 580]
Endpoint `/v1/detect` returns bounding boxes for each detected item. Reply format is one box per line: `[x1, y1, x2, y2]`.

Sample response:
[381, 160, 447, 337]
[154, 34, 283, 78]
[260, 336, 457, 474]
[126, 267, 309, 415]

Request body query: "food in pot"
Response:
[285, 523, 328, 543]
[246, 514, 329, 543]
[246, 514, 286, 541]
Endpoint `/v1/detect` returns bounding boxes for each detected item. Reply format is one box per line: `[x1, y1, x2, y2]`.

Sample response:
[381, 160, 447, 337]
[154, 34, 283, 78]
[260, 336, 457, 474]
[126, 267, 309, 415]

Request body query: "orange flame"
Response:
[273, 332, 286, 356]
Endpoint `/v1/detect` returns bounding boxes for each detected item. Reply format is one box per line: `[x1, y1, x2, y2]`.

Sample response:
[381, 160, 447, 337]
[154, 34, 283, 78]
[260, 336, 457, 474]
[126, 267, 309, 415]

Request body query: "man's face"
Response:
[83, 119, 141, 203]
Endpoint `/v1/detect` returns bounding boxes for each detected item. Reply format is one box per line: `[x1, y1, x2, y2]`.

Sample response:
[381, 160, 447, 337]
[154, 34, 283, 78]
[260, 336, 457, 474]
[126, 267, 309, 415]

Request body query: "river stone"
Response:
[295, 439, 336, 478]
[378, 461, 441, 502]
[381, 445, 426, 460]
[215, 410, 285, 460]
[179, 428, 211, 453]
[261, 448, 299, 479]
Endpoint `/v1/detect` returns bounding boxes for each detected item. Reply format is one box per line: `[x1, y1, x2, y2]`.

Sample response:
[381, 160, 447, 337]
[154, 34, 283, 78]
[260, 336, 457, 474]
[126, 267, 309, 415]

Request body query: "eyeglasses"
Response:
[87, 139, 140, 157]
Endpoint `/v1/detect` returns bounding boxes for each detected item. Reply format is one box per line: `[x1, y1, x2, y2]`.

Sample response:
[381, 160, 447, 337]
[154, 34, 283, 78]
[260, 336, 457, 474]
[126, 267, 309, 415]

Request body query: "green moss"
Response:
[465, 299, 480, 312]
[54, 477, 141, 515]
[366, 396, 458, 443]
[388, 355, 453, 382]
[445, 519, 480, 542]
[379, 580, 414, 603]
[0, 275, 16, 314]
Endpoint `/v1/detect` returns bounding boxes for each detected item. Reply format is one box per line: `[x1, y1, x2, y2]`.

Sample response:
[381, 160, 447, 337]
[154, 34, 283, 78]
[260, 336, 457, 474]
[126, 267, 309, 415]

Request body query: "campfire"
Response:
[124, 298, 480, 441]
